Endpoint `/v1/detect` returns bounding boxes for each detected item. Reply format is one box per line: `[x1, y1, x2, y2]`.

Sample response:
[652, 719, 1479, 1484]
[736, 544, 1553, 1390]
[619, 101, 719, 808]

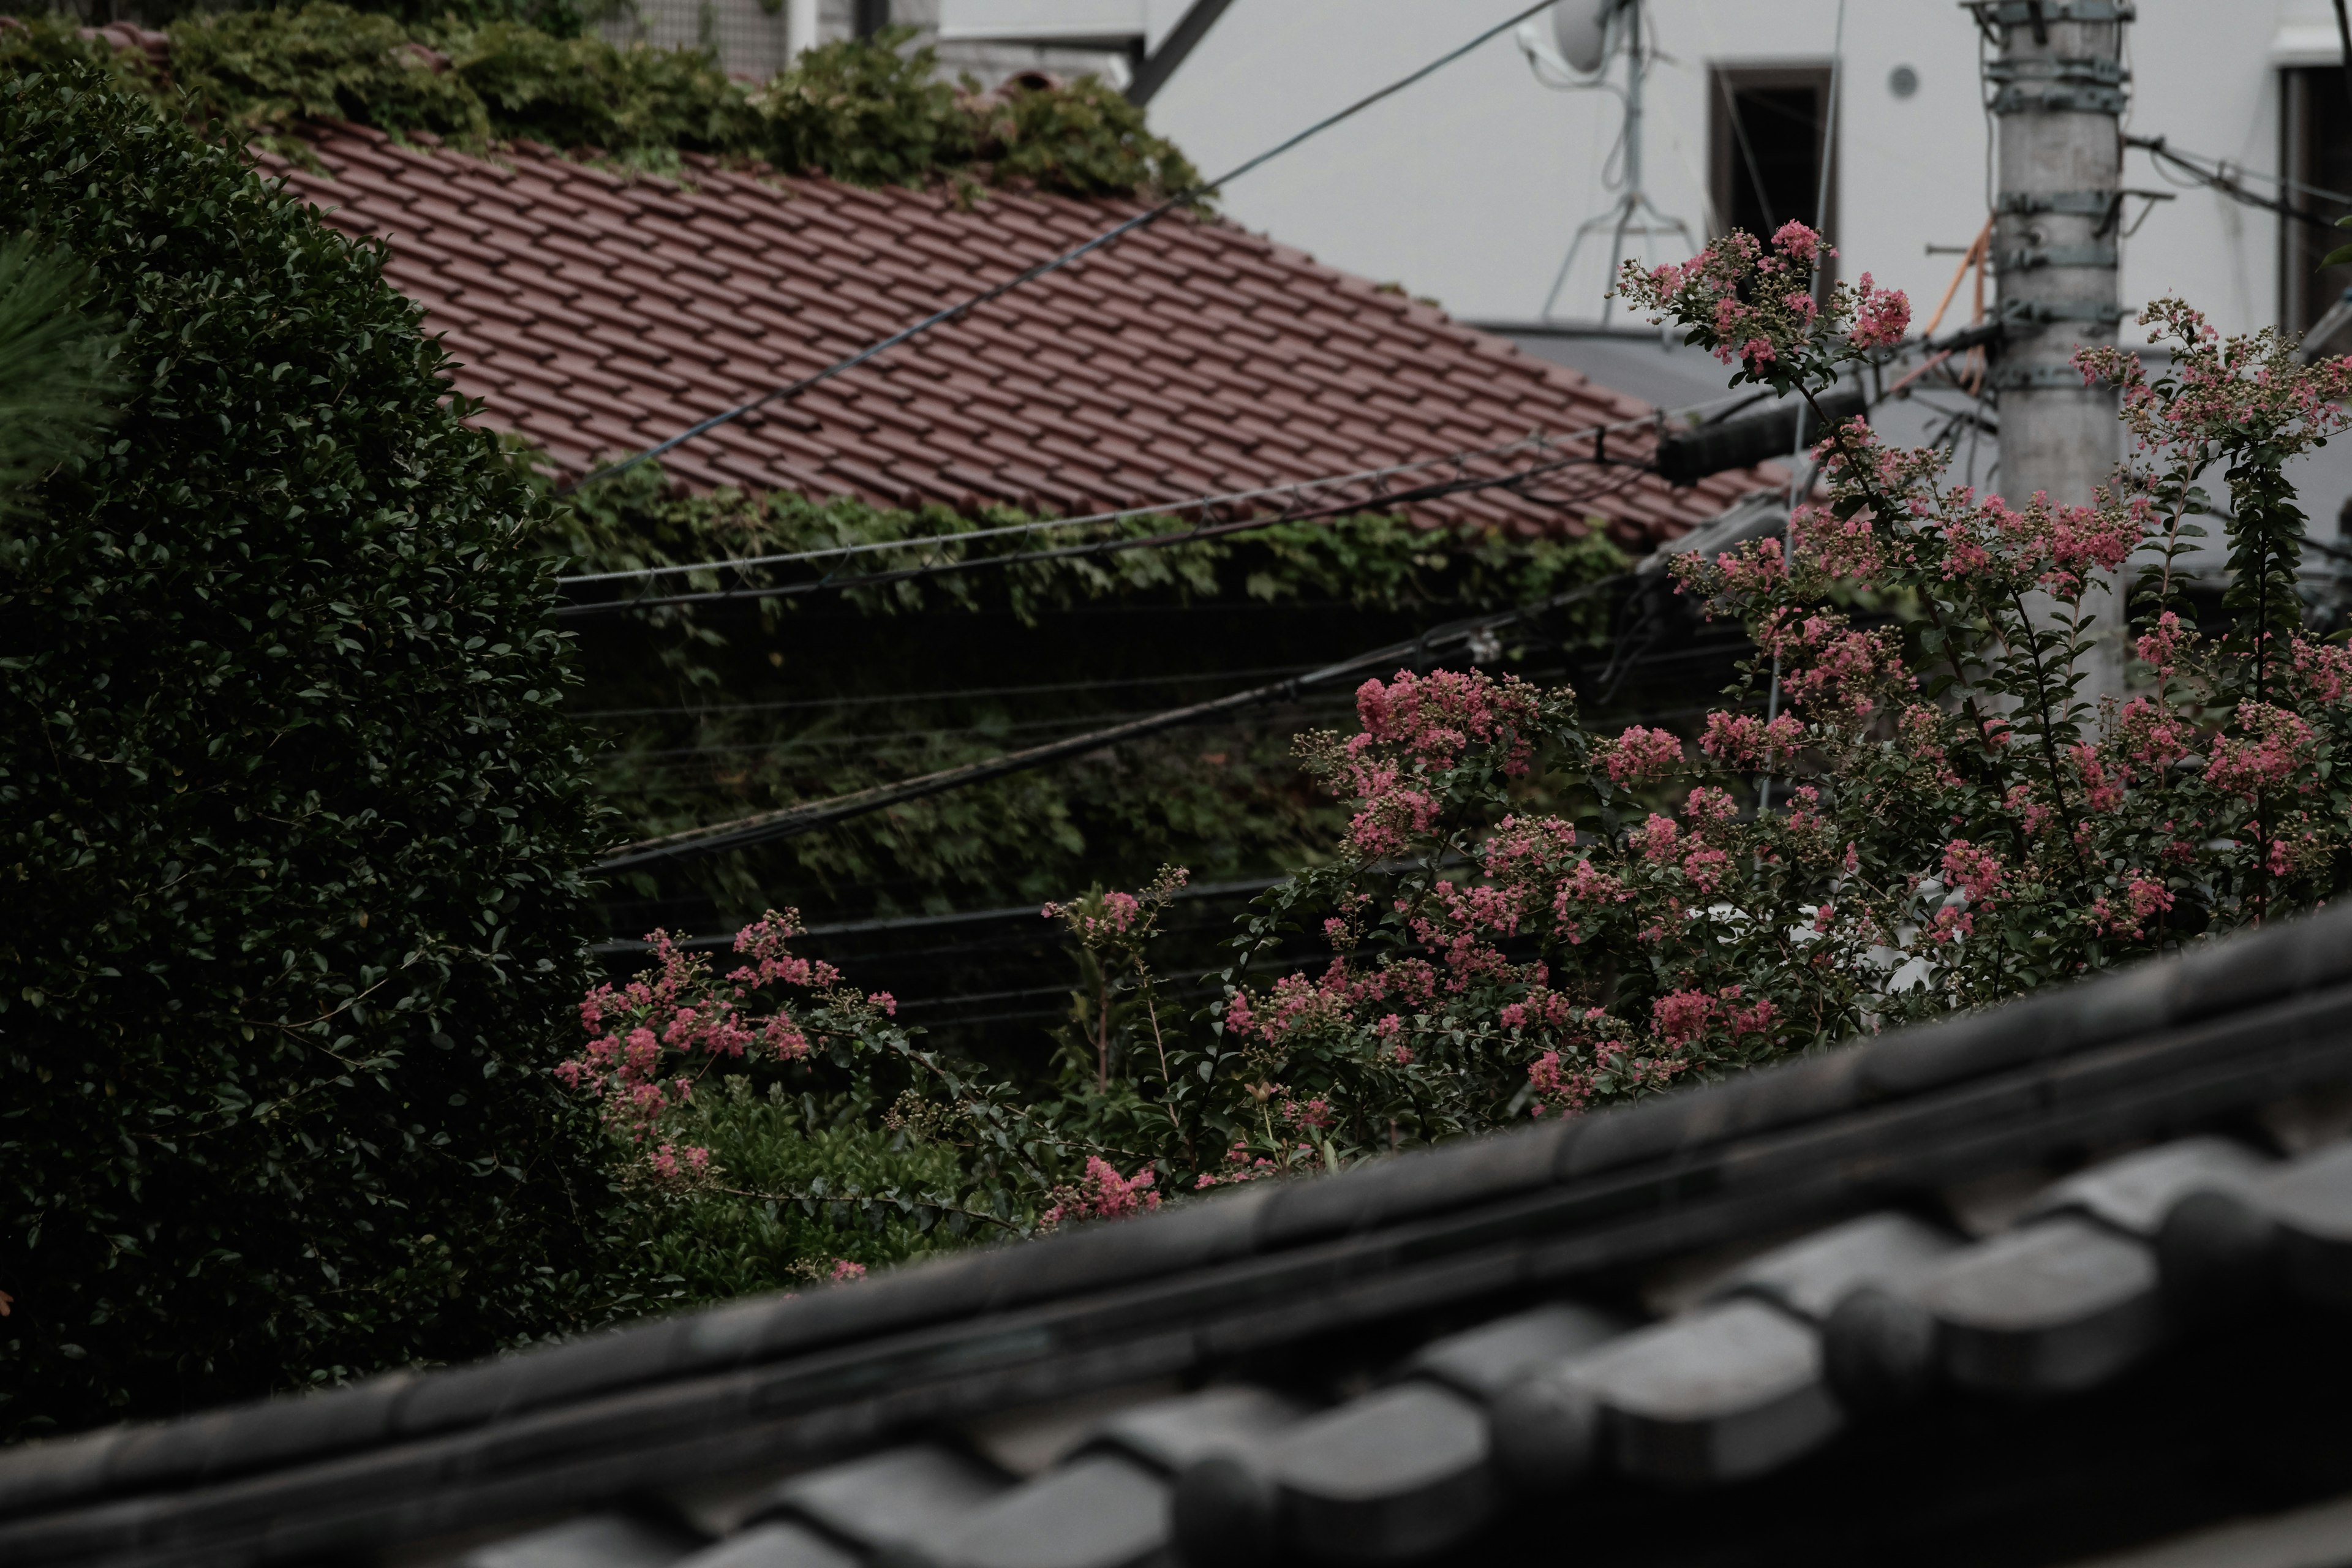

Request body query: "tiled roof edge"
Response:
[4, 903, 2347, 1532]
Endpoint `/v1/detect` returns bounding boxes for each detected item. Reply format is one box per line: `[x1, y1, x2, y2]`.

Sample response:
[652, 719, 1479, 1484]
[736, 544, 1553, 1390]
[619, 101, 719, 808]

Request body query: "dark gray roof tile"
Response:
[673, 1521, 857, 1568]
[398, 1318, 699, 1438]
[2154, 1186, 2284, 1322]
[1167, 1455, 1274, 1568]
[1084, 1386, 1306, 1476]
[1820, 1285, 1942, 1414]
[1858, 986, 2098, 1102]
[103, 1371, 419, 1499]
[940, 1453, 1169, 1568]
[1254, 1124, 1570, 1249]
[1551, 1086, 1709, 1179]
[1486, 1366, 1603, 1494]
[2253, 1084, 2352, 1156]
[2264, 1140, 2352, 1306]
[1398, 1302, 1626, 1404]
[1943, 1164, 2065, 1238]
[745, 1446, 1007, 1557]
[1263, 1383, 1494, 1561]
[0, 1429, 123, 1521]
[461, 1513, 707, 1568]
[744, 1185, 1279, 1370]
[2168, 895, 2352, 1024]
[1707, 1212, 1960, 1323]
[1566, 1298, 1839, 1484]
[2021, 1138, 2271, 1238]
[1912, 1216, 2163, 1394]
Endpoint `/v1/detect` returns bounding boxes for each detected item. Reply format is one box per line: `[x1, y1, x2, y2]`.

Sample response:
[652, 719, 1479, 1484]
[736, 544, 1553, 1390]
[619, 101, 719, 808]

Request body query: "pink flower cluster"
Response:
[1352, 666, 1542, 775]
[1619, 222, 1913, 386]
[1194, 1140, 1281, 1189]
[1847, 273, 1910, 349]
[1603, 725, 1684, 786]
[1699, 710, 1804, 767]
[1939, 841, 2006, 907]
[1043, 889, 1139, 938]
[560, 911, 877, 1150]
[1651, 986, 1776, 1046]
[2088, 876, 2176, 940]
[2206, 704, 2316, 797]
[647, 1143, 713, 1184]
[1042, 1156, 1161, 1227]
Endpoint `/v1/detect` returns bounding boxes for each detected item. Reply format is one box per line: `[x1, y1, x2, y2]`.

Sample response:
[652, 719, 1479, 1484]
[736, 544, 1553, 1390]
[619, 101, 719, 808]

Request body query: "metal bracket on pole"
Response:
[1996, 243, 2119, 271]
[1988, 363, 2103, 389]
[1999, 298, 2130, 325]
[1985, 56, 2126, 83]
[1991, 83, 2130, 114]
[1987, 59, 2131, 116]
[1959, 1, 2135, 23]
[1997, 189, 2115, 216]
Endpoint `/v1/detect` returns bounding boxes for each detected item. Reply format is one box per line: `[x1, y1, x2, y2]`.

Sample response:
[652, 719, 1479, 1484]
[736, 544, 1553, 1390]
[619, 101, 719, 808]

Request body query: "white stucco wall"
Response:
[1074, 0, 2327, 339]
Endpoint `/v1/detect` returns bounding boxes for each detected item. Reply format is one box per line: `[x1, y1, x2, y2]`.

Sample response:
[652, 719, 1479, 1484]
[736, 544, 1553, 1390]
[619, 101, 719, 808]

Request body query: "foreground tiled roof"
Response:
[8, 907, 2352, 1567]
[258, 124, 1763, 540]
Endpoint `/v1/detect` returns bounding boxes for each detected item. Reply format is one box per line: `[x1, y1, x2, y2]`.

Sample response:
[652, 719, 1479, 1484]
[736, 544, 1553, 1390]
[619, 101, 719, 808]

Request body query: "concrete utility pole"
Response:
[1974, 0, 2133, 704]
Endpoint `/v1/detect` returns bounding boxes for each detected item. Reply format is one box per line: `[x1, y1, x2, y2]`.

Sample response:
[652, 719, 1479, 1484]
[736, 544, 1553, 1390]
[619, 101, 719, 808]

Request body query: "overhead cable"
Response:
[557, 435, 1554, 588]
[556, 451, 1653, 618]
[557, 384, 1774, 598]
[567, 0, 1567, 491]
[2128, 134, 2348, 231]
[590, 872, 1291, 954]
[592, 571, 1629, 872]
[568, 662, 1338, 721]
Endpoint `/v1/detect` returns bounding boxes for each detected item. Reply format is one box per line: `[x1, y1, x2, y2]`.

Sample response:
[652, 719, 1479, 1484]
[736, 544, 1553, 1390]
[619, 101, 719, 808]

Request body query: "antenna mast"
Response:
[1537, 1, 1697, 324]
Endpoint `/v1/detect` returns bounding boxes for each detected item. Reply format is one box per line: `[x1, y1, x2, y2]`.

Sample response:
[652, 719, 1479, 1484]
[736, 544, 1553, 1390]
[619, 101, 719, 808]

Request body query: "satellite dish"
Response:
[1551, 0, 1623, 75]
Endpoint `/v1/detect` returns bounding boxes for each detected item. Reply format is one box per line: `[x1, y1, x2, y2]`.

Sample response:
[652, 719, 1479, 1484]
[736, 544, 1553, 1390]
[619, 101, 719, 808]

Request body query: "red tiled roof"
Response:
[265, 123, 1764, 540]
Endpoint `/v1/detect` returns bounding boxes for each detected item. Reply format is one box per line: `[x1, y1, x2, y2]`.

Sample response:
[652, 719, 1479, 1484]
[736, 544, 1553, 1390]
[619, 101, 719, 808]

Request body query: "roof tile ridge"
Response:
[15, 840, 2348, 1529]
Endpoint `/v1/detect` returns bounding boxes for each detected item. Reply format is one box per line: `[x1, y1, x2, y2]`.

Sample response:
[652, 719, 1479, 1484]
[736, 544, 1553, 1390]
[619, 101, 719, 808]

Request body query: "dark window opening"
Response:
[854, 0, 891, 38]
[2280, 67, 2352, 336]
[1709, 65, 1838, 263]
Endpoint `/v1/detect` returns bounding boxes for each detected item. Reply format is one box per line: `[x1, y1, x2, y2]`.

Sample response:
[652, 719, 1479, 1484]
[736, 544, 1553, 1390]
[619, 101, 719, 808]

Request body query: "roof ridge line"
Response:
[4, 903, 2347, 1546]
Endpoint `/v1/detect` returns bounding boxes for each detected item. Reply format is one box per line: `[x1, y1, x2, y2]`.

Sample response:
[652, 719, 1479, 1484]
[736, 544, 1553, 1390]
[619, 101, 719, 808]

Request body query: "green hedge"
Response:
[0, 64, 614, 1438]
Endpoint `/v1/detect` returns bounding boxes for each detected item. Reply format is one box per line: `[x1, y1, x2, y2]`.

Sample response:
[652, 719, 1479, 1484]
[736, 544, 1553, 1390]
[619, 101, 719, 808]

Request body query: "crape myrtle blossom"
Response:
[1041, 1156, 1161, 1229]
[562, 235, 2352, 1246]
[561, 911, 910, 1188]
[1188, 251, 2352, 1159]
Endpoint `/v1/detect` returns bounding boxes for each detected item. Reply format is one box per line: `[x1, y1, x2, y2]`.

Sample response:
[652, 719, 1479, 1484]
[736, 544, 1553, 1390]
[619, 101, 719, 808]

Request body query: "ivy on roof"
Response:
[0, 8, 1204, 198]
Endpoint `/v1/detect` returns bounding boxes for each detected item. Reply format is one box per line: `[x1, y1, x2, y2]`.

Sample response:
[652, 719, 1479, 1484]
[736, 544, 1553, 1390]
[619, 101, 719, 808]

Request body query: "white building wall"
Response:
[1125, 0, 2319, 340]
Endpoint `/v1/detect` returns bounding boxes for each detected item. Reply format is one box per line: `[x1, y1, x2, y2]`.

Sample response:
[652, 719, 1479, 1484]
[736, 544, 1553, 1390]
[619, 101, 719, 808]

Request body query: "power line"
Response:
[599, 693, 1354, 764]
[568, 662, 1340, 721]
[2128, 134, 2349, 231]
[592, 647, 1744, 779]
[590, 872, 1291, 954]
[568, 0, 1567, 491]
[592, 570, 1631, 872]
[556, 451, 1652, 619]
[550, 389, 1769, 611]
[556, 437, 1558, 589]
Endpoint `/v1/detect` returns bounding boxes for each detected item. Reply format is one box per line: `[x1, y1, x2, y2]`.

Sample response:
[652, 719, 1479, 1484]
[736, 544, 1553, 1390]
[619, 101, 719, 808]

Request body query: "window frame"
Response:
[1706, 62, 1841, 279]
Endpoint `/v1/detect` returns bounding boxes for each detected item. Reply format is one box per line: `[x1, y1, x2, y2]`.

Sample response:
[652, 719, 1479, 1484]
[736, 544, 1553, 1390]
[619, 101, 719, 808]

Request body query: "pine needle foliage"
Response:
[0, 235, 124, 522]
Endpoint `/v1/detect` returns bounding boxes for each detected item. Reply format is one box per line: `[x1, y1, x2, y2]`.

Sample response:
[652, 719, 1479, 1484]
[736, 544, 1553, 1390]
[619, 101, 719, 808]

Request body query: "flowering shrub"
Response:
[569, 224, 2352, 1265]
[1193, 225, 2352, 1152]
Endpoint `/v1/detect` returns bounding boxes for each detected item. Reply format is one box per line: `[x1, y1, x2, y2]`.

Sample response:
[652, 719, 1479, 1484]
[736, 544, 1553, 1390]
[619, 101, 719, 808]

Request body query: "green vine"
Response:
[536, 453, 1627, 933]
[0, 9, 1200, 192]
